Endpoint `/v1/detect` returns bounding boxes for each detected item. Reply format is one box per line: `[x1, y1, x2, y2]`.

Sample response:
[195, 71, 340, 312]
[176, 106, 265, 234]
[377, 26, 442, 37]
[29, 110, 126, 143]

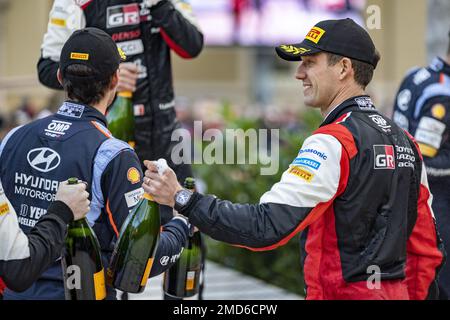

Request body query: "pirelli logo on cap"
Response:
[70, 52, 90, 60]
[305, 27, 326, 44]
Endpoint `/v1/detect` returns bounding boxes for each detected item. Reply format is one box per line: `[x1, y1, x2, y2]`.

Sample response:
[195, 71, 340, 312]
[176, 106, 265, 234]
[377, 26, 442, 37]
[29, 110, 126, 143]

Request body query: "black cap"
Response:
[276, 18, 380, 68]
[60, 27, 126, 81]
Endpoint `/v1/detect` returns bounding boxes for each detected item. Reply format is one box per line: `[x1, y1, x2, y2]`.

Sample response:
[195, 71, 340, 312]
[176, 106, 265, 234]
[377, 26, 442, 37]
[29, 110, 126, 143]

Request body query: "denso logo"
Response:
[373, 145, 395, 170]
[27, 148, 61, 173]
[107, 4, 140, 28]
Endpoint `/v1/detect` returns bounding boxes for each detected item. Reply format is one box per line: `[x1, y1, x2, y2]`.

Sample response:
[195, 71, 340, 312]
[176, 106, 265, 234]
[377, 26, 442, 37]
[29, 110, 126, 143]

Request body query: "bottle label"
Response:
[140, 258, 154, 287]
[186, 271, 196, 290]
[93, 268, 106, 300]
[143, 193, 154, 201]
[118, 91, 133, 98]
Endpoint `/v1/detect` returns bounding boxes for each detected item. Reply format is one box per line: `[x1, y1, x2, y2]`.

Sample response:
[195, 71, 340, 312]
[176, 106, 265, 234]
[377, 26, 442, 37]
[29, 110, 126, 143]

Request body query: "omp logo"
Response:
[45, 120, 72, 137]
[373, 145, 395, 170]
[107, 4, 140, 28]
[70, 52, 89, 60]
[27, 148, 61, 173]
[305, 27, 325, 44]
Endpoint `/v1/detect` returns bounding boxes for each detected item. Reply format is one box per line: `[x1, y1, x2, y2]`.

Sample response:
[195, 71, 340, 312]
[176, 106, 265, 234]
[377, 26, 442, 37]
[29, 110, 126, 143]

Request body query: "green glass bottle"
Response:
[107, 193, 160, 293]
[106, 91, 135, 148]
[163, 177, 202, 298]
[62, 177, 106, 301]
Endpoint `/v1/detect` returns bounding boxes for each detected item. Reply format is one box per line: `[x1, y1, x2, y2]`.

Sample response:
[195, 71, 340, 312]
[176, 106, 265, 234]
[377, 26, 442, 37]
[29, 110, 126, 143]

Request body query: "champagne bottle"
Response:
[106, 91, 135, 148]
[163, 177, 202, 298]
[62, 177, 106, 300]
[107, 190, 161, 293]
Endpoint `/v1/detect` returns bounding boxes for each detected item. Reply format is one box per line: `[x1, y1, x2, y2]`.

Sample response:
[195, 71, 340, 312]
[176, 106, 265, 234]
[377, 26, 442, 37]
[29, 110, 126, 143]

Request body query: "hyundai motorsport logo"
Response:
[107, 4, 140, 28]
[27, 148, 61, 173]
[373, 145, 395, 170]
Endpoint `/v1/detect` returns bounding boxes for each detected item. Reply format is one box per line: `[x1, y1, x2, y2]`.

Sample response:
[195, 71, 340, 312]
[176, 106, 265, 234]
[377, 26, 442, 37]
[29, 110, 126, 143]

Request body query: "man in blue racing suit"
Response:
[0, 28, 189, 300]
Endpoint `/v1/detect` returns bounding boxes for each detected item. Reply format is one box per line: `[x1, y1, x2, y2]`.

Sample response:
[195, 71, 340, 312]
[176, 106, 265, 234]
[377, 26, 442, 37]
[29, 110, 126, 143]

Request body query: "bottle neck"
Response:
[143, 193, 155, 201]
[70, 217, 90, 227]
[117, 91, 133, 98]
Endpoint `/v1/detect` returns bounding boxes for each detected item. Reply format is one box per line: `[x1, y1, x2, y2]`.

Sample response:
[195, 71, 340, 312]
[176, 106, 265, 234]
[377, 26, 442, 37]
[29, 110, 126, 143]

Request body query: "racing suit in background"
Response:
[0, 102, 189, 300]
[0, 180, 73, 293]
[178, 96, 445, 300]
[392, 56, 450, 298]
[37, 0, 204, 208]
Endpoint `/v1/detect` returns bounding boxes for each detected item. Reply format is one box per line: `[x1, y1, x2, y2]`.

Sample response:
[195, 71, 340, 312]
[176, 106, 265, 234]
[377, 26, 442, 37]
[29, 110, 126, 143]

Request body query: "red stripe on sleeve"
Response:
[0, 277, 6, 294]
[160, 28, 193, 59]
[406, 184, 444, 300]
[235, 138, 351, 252]
[314, 124, 358, 159]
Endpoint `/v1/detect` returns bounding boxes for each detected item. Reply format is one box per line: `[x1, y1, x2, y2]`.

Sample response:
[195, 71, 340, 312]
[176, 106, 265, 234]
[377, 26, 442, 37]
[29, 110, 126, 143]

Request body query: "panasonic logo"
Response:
[27, 148, 61, 173]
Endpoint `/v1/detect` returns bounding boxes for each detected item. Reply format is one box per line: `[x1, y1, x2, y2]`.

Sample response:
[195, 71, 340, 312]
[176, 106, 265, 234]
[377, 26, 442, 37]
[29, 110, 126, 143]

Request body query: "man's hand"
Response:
[55, 180, 90, 221]
[143, 160, 183, 207]
[117, 62, 138, 93]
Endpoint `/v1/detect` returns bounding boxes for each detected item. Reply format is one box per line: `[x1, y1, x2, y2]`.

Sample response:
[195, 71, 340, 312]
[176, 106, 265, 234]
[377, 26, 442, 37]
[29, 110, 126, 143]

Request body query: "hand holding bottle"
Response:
[117, 62, 138, 93]
[55, 180, 90, 221]
[143, 159, 183, 207]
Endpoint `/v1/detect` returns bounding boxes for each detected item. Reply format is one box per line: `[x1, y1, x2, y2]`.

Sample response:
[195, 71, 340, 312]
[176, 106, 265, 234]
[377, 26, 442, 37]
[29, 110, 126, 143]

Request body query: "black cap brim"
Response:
[275, 42, 322, 61]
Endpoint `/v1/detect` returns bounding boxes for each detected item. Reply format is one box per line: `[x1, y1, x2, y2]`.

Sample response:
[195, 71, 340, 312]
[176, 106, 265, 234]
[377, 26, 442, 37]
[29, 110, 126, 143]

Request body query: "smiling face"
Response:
[295, 52, 342, 111]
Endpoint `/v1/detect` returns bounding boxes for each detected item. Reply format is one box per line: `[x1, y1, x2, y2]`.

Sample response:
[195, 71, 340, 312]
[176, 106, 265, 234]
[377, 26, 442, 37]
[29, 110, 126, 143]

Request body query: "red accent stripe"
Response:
[91, 121, 112, 139]
[79, 0, 93, 10]
[160, 28, 193, 59]
[440, 73, 445, 84]
[106, 199, 120, 238]
[406, 184, 445, 300]
[0, 277, 6, 294]
[403, 129, 424, 161]
[314, 124, 358, 159]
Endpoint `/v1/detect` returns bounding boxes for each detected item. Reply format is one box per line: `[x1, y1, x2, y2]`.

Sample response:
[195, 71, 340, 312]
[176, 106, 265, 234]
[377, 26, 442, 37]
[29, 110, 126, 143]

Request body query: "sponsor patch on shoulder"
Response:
[0, 202, 10, 216]
[431, 104, 446, 120]
[127, 167, 141, 184]
[124, 188, 144, 208]
[288, 166, 314, 182]
[292, 157, 321, 170]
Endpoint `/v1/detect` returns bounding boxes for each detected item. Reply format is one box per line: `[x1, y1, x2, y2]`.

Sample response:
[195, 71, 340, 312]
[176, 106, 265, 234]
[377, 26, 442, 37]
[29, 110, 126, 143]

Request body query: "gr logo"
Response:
[107, 4, 140, 28]
[373, 145, 395, 170]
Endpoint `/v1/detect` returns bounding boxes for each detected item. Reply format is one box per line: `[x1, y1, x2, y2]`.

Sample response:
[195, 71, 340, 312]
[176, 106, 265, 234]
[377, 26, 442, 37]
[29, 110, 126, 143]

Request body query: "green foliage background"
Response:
[192, 104, 323, 296]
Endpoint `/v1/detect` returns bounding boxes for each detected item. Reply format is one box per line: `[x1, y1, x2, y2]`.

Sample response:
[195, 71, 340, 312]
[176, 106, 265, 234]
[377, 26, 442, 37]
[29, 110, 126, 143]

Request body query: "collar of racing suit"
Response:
[56, 100, 108, 126]
[320, 95, 375, 127]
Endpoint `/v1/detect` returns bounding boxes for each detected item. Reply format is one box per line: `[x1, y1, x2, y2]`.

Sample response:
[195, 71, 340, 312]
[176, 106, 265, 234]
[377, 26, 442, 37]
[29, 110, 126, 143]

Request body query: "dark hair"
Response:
[62, 64, 114, 105]
[326, 52, 379, 89]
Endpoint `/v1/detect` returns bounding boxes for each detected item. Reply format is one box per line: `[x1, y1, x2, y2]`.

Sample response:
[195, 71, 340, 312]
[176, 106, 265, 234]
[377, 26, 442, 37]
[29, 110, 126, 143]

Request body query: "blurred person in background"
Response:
[392, 29, 450, 300]
[0, 179, 90, 297]
[142, 19, 445, 300]
[37, 0, 204, 226]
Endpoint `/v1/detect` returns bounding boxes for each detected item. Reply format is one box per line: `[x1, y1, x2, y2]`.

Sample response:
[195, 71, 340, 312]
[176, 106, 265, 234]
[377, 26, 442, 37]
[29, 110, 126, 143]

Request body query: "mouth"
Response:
[303, 83, 312, 93]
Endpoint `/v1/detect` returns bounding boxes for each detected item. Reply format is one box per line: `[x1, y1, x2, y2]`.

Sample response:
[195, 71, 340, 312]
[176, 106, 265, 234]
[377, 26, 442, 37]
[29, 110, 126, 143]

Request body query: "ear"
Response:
[57, 68, 63, 86]
[110, 69, 119, 89]
[339, 58, 353, 81]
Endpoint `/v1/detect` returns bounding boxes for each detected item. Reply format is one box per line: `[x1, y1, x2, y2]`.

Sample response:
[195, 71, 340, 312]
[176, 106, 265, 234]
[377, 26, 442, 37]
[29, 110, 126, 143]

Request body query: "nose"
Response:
[295, 62, 306, 80]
